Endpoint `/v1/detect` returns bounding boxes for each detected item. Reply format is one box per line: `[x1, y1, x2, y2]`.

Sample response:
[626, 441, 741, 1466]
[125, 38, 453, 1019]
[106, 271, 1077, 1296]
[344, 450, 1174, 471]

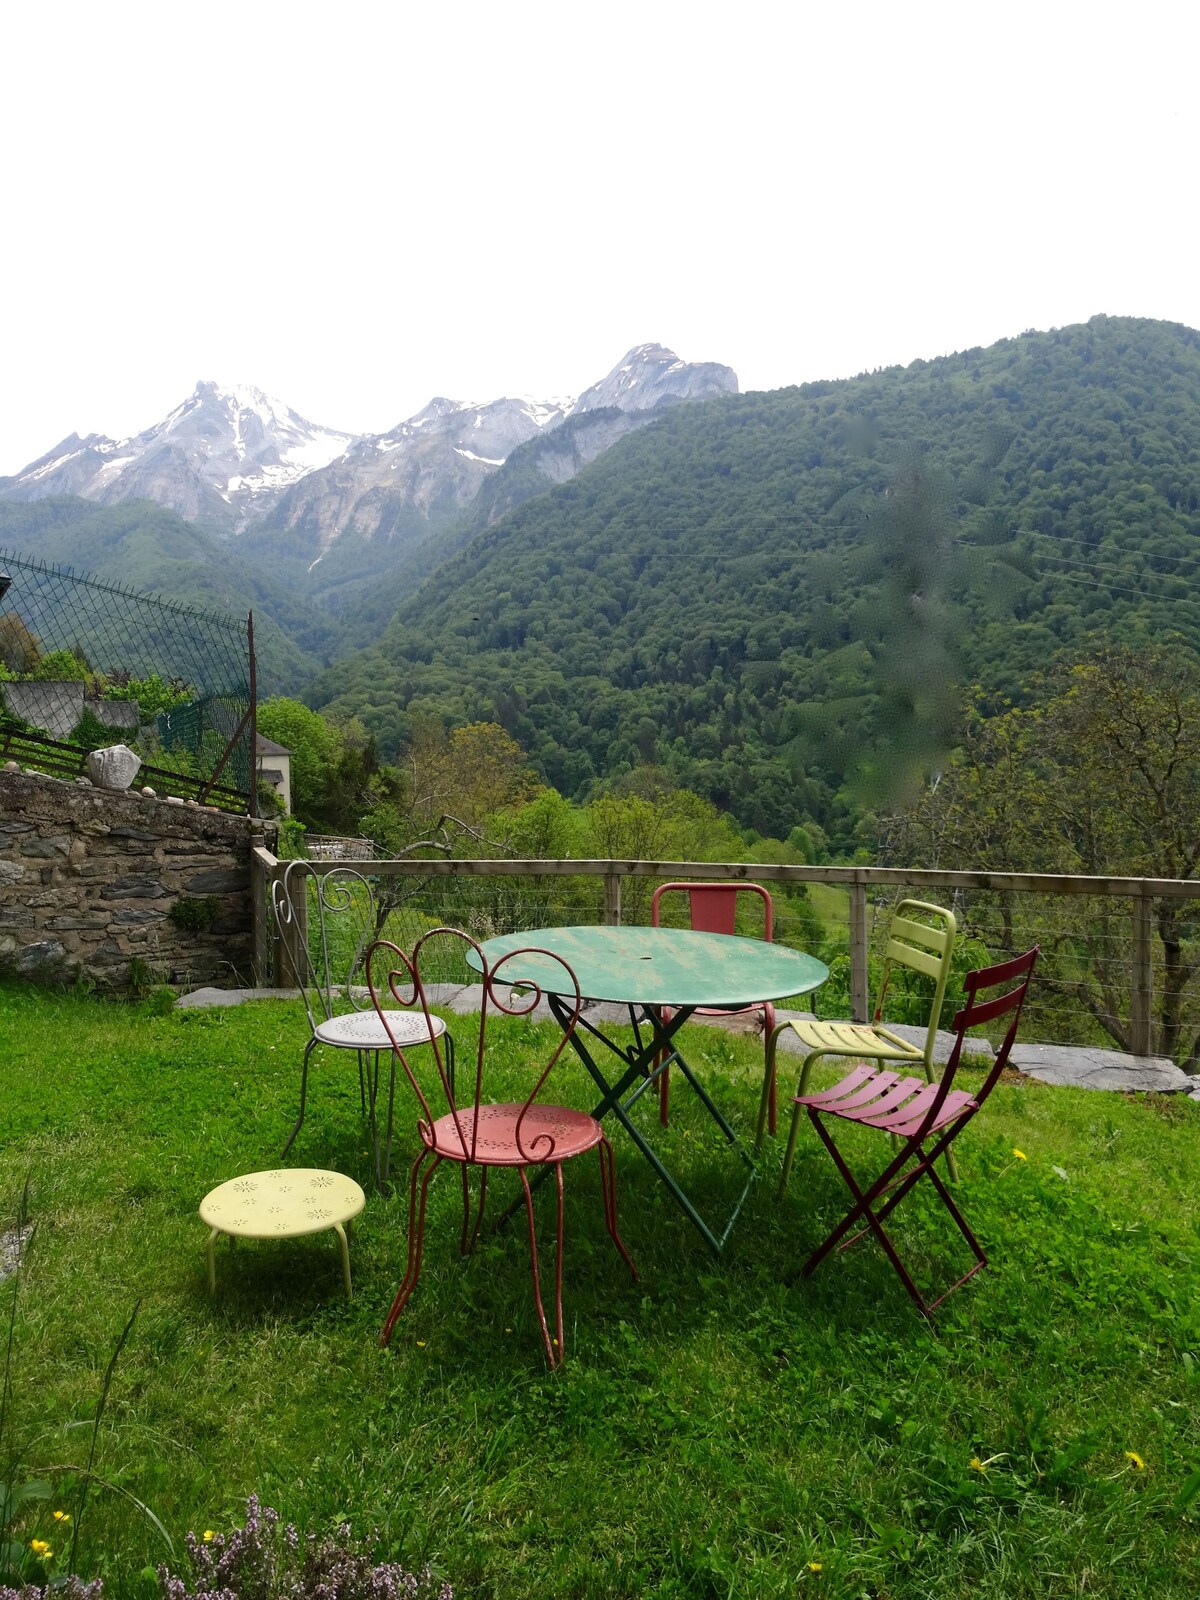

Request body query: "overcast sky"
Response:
[2, 0, 1197, 476]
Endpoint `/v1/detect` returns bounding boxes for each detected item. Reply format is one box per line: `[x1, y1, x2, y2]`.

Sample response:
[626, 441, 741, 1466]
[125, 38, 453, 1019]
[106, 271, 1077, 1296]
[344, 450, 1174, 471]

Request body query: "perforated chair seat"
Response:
[428, 1102, 604, 1165]
[315, 1010, 447, 1051]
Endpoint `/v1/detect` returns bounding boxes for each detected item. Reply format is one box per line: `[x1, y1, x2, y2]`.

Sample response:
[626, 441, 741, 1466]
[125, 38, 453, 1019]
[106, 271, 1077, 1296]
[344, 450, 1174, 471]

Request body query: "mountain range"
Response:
[0, 344, 738, 565]
[3, 316, 1198, 852]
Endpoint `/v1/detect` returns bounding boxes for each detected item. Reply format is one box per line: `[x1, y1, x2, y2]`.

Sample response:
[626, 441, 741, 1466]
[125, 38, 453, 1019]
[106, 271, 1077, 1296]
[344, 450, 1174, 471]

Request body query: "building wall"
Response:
[0, 767, 277, 992]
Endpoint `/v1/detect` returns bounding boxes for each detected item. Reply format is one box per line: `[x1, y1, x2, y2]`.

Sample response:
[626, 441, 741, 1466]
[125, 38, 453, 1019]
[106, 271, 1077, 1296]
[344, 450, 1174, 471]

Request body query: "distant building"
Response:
[255, 733, 292, 814]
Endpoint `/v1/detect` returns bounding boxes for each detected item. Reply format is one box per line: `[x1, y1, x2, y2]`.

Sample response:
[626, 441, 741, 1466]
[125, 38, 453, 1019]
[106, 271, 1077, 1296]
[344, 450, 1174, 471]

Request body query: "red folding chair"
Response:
[790, 946, 1038, 1318]
[652, 881, 777, 1129]
[367, 929, 637, 1367]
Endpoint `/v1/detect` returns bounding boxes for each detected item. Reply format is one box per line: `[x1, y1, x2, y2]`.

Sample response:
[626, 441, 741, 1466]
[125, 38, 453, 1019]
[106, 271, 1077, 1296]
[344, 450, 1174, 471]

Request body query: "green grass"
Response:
[1, 980, 1198, 1598]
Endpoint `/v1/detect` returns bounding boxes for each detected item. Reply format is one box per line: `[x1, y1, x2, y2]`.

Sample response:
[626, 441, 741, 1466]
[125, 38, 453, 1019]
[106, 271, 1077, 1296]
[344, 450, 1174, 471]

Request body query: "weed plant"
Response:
[0, 980, 1197, 1598]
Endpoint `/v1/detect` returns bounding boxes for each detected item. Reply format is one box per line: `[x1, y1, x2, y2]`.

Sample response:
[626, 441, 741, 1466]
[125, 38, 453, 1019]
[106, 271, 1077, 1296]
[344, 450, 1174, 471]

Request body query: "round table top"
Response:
[200, 1169, 365, 1239]
[471, 925, 828, 1009]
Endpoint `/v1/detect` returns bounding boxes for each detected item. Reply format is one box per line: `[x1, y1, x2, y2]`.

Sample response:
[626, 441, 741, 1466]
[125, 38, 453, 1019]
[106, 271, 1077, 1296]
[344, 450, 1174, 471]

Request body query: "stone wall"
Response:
[0, 768, 277, 992]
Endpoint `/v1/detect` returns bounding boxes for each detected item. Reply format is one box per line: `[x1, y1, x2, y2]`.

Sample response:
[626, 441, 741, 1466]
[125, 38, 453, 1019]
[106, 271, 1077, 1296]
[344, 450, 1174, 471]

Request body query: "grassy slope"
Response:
[0, 981, 1197, 1599]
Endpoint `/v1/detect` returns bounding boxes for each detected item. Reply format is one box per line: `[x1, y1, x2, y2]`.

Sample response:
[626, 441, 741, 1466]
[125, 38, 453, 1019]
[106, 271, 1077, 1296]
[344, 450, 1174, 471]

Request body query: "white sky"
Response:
[2, 0, 1197, 476]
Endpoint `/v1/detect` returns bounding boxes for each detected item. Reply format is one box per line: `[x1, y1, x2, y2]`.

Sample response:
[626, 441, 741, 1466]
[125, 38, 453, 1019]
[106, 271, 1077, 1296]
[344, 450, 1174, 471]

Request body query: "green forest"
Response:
[307, 315, 1200, 848]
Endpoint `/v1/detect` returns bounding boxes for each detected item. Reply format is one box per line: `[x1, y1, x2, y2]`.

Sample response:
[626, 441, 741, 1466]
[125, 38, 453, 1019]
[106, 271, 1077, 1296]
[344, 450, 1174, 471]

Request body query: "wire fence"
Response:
[0, 547, 255, 810]
[253, 854, 1200, 1065]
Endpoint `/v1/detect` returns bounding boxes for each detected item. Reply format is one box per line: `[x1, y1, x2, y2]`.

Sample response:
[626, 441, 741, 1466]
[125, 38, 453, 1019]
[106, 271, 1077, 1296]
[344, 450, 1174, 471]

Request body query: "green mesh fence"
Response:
[0, 547, 254, 810]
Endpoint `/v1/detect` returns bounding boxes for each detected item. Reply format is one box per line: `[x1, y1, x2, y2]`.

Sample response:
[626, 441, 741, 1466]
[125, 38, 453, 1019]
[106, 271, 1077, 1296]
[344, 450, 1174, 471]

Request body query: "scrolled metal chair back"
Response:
[367, 928, 583, 1164]
[271, 861, 378, 1032]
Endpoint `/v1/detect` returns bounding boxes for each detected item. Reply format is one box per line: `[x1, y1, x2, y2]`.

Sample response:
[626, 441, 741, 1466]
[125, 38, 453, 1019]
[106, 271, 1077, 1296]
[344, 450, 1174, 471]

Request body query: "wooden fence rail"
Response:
[251, 849, 1200, 1054]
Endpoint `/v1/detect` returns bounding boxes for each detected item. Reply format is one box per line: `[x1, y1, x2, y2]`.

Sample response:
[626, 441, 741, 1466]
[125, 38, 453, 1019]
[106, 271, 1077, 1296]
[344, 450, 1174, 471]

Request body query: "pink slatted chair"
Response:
[790, 946, 1038, 1318]
[367, 929, 637, 1367]
[651, 881, 777, 1129]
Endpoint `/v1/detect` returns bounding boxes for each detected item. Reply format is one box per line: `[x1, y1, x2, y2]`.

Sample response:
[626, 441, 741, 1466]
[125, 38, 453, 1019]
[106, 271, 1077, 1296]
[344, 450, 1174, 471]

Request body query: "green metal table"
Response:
[472, 926, 828, 1255]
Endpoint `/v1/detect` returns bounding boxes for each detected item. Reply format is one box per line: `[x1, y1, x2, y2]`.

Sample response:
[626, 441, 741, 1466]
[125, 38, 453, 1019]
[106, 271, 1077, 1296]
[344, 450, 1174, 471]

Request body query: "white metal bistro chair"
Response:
[271, 861, 452, 1186]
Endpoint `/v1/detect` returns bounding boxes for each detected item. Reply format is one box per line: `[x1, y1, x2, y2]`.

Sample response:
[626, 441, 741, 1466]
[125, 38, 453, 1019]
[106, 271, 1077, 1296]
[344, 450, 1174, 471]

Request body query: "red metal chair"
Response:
[790, 946, 1038, 1318]
[651, 881, 777, 1130]
[367, 928, 637, 1367]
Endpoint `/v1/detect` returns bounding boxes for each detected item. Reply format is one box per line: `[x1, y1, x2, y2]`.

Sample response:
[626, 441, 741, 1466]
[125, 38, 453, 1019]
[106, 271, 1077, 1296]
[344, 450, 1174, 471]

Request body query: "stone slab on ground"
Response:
[178, 986, 301, 1007]
[1008, 1041, 1192, 1093]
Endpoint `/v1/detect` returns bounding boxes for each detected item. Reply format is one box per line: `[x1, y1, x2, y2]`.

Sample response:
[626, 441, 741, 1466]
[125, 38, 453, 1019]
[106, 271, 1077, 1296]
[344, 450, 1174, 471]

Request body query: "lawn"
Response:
[0, 979, 1197, 1599]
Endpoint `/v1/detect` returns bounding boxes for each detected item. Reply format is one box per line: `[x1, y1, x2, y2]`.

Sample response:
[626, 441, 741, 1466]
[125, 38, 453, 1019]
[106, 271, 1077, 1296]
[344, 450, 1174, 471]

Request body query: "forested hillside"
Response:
[309, 316, 1200, 848]
[0, 498, 329, 691]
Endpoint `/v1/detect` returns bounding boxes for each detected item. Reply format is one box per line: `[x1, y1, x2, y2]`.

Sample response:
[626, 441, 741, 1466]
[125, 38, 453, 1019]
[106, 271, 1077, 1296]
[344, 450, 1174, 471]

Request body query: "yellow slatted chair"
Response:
[755, 898, 958, 1192]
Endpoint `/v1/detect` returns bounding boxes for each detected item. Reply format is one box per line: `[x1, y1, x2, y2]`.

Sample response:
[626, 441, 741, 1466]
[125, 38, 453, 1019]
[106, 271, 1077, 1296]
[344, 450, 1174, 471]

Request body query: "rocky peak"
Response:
[571, 343, 738, 415]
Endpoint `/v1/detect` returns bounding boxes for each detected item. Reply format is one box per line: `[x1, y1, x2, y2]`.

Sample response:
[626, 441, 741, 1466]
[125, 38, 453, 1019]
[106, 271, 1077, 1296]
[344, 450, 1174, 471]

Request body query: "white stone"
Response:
[141, 786, 157, 798]
[2, 761, 17, 772]
[84, 744, 142, 791]
[166, 796, 184, 806]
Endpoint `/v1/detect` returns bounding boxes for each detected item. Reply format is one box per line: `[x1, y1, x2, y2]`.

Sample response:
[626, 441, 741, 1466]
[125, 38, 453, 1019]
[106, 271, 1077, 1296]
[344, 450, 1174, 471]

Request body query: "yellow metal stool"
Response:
[200, 1168, 366, 1297]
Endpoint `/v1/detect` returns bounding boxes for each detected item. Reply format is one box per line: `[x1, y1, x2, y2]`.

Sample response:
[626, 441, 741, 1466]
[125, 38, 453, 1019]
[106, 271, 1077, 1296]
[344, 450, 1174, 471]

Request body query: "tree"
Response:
[892, 644, 1200, 1063]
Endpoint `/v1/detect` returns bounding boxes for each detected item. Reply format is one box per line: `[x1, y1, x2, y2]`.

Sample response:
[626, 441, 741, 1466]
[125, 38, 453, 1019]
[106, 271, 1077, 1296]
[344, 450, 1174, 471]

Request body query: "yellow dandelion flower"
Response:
[1012, 1148, 1027, 1161]
[970, 1456, 986, 1472]
[1125, 1450, 1146, 1470]
[30, 1540, 51, 1558]
[807, 1560, 822, 1572]
[203, 1531, 215, 1542]
[52, 1511, 70, 1523]
[416, 1340, 426, 1348]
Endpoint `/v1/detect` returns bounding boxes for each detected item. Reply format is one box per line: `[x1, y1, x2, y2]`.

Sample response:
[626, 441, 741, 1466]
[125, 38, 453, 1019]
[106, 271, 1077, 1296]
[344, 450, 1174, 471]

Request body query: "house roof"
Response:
[255, 734, 291, 756]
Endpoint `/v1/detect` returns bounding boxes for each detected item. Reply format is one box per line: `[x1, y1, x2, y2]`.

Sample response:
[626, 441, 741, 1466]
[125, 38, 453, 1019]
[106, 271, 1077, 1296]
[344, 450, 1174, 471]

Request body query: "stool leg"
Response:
[333, 1222, 352, 1297]
[206, 1227, 220, 1293]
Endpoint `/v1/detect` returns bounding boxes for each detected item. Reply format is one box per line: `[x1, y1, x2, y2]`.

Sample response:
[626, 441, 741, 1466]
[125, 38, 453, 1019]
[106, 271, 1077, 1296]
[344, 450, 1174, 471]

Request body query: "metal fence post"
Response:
[1130, 888, 1153, 1056]
[849, 879, 870, 1022]
[603, 871, 622, 926]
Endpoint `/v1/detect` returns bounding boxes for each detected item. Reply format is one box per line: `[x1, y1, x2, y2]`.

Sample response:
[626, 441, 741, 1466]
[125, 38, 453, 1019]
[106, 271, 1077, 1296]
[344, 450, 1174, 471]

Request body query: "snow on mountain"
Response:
[1, 381, 357, 531]
[1, 346, 738, 559]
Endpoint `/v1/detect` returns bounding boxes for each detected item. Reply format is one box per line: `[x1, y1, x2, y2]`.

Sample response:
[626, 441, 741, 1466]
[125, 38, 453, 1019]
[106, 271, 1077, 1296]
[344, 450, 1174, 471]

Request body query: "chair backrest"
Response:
[270, 861, 379, 1033]
[367, 929, 584, 1164]
[874, 898, 957, 1058]
[910, 945, 1039, 1144]
[651, 881, 773, 941]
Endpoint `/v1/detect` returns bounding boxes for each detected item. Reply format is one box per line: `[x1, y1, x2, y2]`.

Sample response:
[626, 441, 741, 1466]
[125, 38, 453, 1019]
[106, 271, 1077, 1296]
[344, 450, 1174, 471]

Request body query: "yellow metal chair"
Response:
[756, 898, 958, 1192]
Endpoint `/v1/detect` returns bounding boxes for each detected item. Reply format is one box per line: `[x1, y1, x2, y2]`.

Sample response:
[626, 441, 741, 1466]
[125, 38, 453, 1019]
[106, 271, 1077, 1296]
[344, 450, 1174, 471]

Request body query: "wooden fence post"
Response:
[603, 871, 622, 926]
[849, 879, 870, 1022]
[1130, 889, 1153, 1056]
[249, 840, 270, 987]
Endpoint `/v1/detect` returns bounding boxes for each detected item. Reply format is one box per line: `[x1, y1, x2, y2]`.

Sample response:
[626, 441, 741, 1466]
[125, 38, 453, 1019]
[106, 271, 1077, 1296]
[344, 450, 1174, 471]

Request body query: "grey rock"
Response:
[1009, 1041, 1191, 1093]
[0, 909, 35, 930]
[44, 915, 110, 932]
[99, 876, 168, 899]
[21, 836, 71, 858]
[107, 827, 161, 843]
[184, 868, 248, 894]
[0, 862, 26, 886]
[111, 907, 168, 925]
[16, 940, 66, 973]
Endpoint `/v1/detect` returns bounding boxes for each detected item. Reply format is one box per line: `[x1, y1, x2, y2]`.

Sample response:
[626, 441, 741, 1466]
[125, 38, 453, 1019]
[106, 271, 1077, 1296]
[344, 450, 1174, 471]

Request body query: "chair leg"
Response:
[777, 1051, 824, 1194]
[519, 1167, 559, 1367]
[755, 1022, 790, 1153]
[597, 1136, 638, 1280]
[380, 1147, 441, 1346]
[460, 1166, 489, 1256]
[657, 1005, 674, 1126]
[281, 1038, 318, 1156]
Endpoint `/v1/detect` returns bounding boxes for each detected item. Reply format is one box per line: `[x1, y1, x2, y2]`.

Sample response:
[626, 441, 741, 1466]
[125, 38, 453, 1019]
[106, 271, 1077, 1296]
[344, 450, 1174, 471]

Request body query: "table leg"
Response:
[205, 1227, 220, 1293]
[333, 1221, 352, 1297]
[551, 995, 757, 1257]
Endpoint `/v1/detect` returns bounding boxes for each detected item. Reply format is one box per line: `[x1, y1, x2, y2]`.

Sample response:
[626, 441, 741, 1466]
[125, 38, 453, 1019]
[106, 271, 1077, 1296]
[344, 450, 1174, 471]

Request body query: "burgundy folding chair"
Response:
[790, 946, 1038, 1318]
[367, 929, 637, 1367]
[652, 881, 777, 1129]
